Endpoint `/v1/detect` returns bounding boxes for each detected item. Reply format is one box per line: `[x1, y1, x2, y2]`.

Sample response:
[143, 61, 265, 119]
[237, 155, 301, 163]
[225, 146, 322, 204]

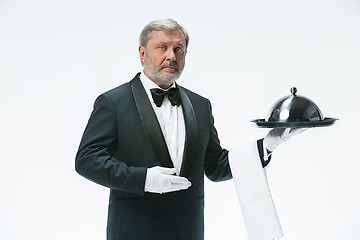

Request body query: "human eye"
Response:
[158, 45, 166, 50]
[175, 47, 183, 53]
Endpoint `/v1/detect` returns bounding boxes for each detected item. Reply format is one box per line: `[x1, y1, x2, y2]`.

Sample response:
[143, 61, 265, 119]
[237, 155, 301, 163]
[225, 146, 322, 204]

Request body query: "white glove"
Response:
[144, 166, 191, 194]
[264, 128, 307, 152]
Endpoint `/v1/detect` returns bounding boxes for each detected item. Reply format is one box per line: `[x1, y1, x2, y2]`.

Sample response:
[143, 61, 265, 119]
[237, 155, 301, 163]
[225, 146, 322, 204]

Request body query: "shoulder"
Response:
[178, 85, 210, 105]
[99, 73, 141, 102]
[103, 82, 131, 99]
[178, 85, 211, 111]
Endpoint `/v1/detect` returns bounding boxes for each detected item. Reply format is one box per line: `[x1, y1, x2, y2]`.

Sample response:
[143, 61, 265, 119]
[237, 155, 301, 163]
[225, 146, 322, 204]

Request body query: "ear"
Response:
[139, 45, 145, 63]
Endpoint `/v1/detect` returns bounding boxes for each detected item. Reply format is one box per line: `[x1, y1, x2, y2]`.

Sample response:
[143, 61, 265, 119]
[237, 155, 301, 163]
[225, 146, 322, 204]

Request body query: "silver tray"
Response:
[251, 118, 338, 128]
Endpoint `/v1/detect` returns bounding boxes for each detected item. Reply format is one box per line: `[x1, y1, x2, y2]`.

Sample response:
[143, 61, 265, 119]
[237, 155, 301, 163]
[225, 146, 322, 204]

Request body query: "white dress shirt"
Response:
[140, 72, 186, 176]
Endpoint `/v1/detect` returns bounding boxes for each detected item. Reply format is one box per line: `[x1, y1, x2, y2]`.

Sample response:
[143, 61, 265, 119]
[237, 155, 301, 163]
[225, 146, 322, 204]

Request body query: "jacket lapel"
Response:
[178, 87, 198, 177]
[130, 74, 199, 175]
[130, 74, 174, 168]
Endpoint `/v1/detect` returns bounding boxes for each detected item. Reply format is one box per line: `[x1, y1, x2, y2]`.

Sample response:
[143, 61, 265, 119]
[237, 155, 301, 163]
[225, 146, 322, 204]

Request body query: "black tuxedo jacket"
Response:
[76, 73, 266, 240]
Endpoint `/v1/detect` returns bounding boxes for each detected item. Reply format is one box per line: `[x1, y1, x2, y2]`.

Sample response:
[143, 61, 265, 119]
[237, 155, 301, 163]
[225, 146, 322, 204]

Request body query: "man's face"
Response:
[139, 30, 187, 89]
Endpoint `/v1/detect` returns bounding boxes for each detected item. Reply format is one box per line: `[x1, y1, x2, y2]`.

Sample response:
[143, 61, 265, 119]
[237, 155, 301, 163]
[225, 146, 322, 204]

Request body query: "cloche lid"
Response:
[251, 87, 338, 128]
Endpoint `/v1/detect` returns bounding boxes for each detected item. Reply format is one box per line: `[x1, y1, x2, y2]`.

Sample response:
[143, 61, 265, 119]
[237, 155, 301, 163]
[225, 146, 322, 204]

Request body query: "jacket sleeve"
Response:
[203, 100, 232, 182]
[203, 101, 269, 182]
[75, 93, 147, 196]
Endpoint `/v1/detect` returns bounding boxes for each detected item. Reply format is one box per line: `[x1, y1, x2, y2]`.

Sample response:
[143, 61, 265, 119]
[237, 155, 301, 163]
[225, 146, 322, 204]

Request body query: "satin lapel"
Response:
[178, 87, 198, 177]
[130, 75, 173, 168]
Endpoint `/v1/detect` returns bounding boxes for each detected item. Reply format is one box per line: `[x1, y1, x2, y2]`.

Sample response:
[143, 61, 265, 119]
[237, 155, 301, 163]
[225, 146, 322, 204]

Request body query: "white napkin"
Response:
[229, 141, 283, 240]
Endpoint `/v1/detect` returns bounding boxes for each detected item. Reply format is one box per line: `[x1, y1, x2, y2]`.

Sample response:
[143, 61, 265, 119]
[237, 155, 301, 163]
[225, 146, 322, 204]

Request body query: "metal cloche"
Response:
[251, 87, 338, 128]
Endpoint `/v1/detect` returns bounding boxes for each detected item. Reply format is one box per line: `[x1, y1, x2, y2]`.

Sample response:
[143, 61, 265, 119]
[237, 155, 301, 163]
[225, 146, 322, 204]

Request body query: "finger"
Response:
[269, 128, 285, 137]
[156, 167, 177, 175]
[283, 128, 291, 135]
[168, 184, 191, 191]
[161, 184, 190, 193]
[289, 128, 307, 135]
[168, 182, 192, 191]
[161, 177, 191, 193]
[163, 175, 190, 188]
[280, 128, 291, 140]
[168, 176, 191, 185]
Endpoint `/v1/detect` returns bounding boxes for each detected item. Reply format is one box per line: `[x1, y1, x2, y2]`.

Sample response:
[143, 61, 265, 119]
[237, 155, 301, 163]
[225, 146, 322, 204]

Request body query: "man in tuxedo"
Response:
[75, 18, 300, 240]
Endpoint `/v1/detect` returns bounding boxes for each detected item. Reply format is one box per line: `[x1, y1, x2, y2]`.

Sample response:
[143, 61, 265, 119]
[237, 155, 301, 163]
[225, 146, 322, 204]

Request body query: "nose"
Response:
[166, 49, 176, 61]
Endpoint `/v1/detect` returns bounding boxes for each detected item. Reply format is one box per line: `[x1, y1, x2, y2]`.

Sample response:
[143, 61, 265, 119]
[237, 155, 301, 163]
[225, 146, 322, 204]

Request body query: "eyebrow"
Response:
[158, 41, 185, 47]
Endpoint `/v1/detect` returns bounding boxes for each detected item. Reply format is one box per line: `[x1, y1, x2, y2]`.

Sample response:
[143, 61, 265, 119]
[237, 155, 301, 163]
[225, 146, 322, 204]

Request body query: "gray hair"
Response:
[139, 18, 189, 49]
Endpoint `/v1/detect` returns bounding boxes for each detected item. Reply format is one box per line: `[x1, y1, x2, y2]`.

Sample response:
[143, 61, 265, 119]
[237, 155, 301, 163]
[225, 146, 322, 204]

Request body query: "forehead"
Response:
[148, 30, 186, 46]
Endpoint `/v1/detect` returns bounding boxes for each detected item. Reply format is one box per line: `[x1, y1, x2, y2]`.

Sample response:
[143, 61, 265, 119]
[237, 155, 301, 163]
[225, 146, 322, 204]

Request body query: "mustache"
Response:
[159, 61, 179, 71]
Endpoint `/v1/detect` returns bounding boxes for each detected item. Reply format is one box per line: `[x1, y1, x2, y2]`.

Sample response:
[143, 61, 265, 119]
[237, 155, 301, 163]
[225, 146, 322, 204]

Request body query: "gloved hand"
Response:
[144, 166, 191, 194]
[264, 128, 307, 152]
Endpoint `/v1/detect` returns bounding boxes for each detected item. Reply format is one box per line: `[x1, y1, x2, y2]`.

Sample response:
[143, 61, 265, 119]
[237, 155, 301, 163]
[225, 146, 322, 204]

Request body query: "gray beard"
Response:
[143, 56, 184, 88]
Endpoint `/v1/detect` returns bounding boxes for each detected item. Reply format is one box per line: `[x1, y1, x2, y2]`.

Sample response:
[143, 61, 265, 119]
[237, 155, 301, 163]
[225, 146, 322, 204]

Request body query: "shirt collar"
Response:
[140, 71, 177, 102]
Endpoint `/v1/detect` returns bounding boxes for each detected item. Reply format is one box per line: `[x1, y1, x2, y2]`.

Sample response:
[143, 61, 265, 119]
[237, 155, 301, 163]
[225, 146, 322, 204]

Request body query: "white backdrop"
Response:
[1, 0, 359, 239]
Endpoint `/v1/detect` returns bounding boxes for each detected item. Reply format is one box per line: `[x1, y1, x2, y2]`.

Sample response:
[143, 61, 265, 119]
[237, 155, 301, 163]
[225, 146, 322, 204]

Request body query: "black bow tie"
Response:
[150, 88, 180, 107]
